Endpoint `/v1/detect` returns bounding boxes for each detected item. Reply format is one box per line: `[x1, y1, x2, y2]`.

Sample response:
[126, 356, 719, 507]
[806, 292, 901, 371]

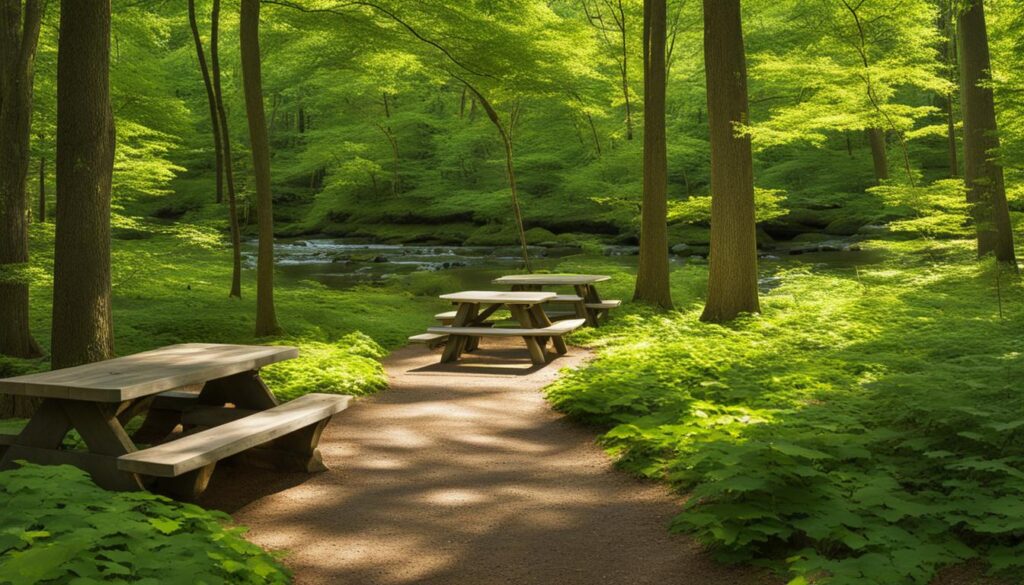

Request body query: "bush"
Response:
[546, 240, 1024, 585]
[0, 463, 289, 584]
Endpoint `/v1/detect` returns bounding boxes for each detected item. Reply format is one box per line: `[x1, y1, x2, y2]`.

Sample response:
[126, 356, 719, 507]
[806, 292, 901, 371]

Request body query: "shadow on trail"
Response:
[199, 340, 776, 585]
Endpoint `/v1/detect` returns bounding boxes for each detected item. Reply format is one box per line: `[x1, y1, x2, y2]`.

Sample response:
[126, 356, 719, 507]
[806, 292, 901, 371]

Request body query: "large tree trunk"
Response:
[632, 0, 671, 308]
[188, 0, 223, 205]
[867, 127, 888, 183]
[51, 0, 116, 369]
[700, 0, 760, 323]
[241, 0, 280, 335]
[210, 0, 241, 298]
[0, 0, 44, 360]
[958, 0, 1016, 264]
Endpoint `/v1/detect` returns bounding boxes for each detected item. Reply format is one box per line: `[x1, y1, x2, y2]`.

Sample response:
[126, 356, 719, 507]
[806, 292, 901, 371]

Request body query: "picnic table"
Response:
[416, 291, 585, 365]
[0, 343, 349, 498]
[492, 274, 620, 326]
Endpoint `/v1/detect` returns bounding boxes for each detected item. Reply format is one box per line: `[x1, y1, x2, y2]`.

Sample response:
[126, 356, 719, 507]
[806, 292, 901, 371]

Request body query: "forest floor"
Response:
[197, 339, 777, 585]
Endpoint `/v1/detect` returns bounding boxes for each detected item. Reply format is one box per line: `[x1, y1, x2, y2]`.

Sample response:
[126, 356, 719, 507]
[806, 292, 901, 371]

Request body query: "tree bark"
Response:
[37, 155, 44, 222]
[632, 0, 671, 308]
[464, 84, 531, 272]
[51, 0, 116, 369]
[958, 0, 1016, 264]
[867, 127, 888, 183]
[0, 0, 44, 359]
[700, 0, 760, 322]
[241, 0, 281, 335]
[617, 0, 633, 141]
[210, 0, 241, 298]
[188, 0, 223, 205]
[940, 1, 958, 177]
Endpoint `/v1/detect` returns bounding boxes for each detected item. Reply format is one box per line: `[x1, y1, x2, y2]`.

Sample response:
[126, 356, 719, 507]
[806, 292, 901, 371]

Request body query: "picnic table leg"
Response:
[441, 303, 476, 363]
[238, 418, 331, 473]
[465, 304, 483, 352]
[509, 305, 548, 365]
[199, 370, 279, 410]
[2, 399, 144, 491]
[574, 284, 601, 326]
[530, 304, 568, 355]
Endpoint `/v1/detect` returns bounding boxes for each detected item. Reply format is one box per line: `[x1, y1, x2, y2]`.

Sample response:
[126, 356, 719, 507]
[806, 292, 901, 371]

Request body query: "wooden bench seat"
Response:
[428, 318, 585, 338]
[118, 393, 350, 494]
[549, 295, 584, 303]
[409, 332, 448, 348]
[586, 300, 622, 310]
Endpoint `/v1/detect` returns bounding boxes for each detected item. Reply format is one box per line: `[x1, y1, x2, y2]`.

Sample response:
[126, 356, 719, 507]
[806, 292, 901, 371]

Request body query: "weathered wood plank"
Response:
[438, 291, 555, 304]
[118, 393, 350, 477]
[428, 318, 585, 338]
[0, 344, 298, 402]
[493, 274, 610, 286]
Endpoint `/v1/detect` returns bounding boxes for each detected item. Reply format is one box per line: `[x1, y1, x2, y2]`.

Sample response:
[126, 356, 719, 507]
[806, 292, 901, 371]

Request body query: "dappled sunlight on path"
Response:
[200, 339, 776, 585]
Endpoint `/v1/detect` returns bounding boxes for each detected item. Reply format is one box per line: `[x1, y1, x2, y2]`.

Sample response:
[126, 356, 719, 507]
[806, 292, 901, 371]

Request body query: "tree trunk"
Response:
[632, 0, 672, 308]
[241, 0, 280, 335]
[462, 82, 531, 272]
[940, 1, 958, 178]
[587, 113, 602, 157]
[958, 0, 1016, 264]
[188, 0, 223, 205]
[51, 0, 116, 369]
[37, 155, 44, 221]
[867, 127, 888, 183]
[382, 92, 400, 195]
[0, 0, 44, 359]
[210, 0, 241, 298]
[700, 0, 760, 323]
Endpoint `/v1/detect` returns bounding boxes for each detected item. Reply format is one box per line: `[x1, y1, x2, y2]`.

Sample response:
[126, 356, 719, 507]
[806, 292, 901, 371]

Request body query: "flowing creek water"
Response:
[244, 237, 888, 292]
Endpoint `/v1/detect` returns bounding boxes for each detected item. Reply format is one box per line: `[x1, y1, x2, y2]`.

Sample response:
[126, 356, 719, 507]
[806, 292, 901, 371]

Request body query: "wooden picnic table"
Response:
[492, 274, 619, 326]
[0, 343, 349, 498]
[426, 291, 584, 365]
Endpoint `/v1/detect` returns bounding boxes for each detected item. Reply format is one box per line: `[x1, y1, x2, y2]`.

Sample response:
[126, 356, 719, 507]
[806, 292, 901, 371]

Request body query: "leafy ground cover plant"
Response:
[0, 463, 288, 584]
[548, 240, 1024, 585]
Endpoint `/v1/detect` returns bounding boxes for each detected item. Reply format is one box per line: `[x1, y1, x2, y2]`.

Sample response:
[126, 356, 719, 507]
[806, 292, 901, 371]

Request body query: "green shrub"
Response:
[261, 335, 388, 401]
[0, 463, 288, 585]
[546, 240, 1024, 585]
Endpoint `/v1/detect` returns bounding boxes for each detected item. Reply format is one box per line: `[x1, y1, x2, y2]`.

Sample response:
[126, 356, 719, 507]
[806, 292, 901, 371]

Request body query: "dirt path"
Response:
[200, 340, 775, 585]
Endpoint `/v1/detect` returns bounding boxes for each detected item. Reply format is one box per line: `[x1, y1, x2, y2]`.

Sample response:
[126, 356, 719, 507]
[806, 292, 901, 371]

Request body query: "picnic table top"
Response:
[492, 274, 611, 286]
[439, 290, 556, 304]
[0, 343, 297, 403]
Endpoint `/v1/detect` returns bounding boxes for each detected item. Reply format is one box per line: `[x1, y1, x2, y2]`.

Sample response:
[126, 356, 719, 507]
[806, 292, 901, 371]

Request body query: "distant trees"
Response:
[700, 0, 759, 323]
[51, 0, 116, 368]
[240, 0, 281, 335]
[957, 0, 1016, 265]
[0, 0, 44, 359]
[581, 0, 636, 140]
[632, 0, 671, 308]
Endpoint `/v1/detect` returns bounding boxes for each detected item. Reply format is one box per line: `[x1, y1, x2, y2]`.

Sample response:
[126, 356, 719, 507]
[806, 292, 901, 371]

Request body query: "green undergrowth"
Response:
[0, 463, 288, 585]
[547, 240, 1024, 585]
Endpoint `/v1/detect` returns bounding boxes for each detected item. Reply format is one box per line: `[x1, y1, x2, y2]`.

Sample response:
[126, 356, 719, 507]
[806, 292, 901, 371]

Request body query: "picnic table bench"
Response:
[410, 291, 585, 365]
[0, 343, 349, 498]
[492, 274, 621, 326]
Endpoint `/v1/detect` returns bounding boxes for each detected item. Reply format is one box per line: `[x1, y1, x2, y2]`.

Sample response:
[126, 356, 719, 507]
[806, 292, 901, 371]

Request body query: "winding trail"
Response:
[200, 340, 775, 585]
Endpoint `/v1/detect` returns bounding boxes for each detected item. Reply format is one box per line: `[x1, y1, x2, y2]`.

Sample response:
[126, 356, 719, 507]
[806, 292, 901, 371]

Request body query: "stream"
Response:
[244, 237, 886, 292]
